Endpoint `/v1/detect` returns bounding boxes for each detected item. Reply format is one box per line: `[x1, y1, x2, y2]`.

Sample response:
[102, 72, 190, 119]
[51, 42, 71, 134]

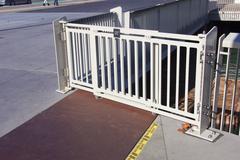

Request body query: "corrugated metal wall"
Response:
[130, 0, 208, 34]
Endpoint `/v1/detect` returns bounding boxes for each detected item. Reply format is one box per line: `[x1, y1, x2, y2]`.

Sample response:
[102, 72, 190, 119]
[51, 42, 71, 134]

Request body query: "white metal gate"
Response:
[60, 22, 219, 140]
[66, 27, 93, 91]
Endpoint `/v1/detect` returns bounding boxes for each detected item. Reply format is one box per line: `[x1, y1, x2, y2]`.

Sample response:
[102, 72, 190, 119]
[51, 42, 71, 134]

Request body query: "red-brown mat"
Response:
[0, 90, 156, 160]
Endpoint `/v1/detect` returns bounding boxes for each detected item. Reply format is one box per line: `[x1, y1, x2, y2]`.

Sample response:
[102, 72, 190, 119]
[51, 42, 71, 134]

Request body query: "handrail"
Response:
[66, 23, 202, 42]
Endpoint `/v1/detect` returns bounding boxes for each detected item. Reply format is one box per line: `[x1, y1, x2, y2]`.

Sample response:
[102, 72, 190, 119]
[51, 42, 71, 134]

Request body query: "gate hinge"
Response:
[60, 22, 67, 41]
[200, 52, 204, 63]
[63, 68, 69, 77]
[199, 44, 205, 63]
[197, 104, 213, 118]
[205, 61, 214, 65]
[60, 31, 66, 41]
[197, 103, 201, 121]
[207, 50, 215, 57]
[202, 105, 211, 110]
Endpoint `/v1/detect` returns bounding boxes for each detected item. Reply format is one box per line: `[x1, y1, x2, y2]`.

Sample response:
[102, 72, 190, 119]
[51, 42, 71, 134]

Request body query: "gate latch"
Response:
[113, 29, 120, 38]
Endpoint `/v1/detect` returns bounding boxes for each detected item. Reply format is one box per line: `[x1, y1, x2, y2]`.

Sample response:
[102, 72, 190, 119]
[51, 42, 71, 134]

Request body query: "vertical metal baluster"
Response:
[100, 36, 105, 89]
[78, 33, 84, 82]
[103, 19, 106, 26]
[87, 34, 92, 81]
[127, 40, 132, 96]
[155, 44, 159, 103]
[167, 45, 171, 107]
[212, 35, 225, 128]
[184, 47, 190, 112]
[113, 38, 118, 93]
[142, 42, 146, 100]
[175, 46, 180, 109]
[229, 49, 240, 133]
[120, 39, 125, 95]
[220, 49, 231, 131]
[76, 33, 80, 80]
[66, 30, 74, 83]
[98, 36, 101, 76]
[72, 32, 77, 80]
[82, 34, 86, 82]
[83, 33, 89, 83]
[159, 44, 162, 105]
[135, 41, 139, 98]
[106, 37, 112, 91]
[150, 42, 154, 102]
[87, 33, 91, 83]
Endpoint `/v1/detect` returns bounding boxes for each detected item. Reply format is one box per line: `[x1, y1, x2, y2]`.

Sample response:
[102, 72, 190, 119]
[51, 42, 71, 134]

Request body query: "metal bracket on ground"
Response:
[185, 127, 221, 142]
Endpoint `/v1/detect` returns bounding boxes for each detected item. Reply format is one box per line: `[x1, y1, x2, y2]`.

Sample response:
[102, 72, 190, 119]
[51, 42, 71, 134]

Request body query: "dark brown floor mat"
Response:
[0, 90, 156, 160]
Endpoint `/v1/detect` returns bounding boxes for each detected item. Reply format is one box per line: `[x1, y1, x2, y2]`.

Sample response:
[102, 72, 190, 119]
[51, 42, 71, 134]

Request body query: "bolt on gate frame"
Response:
[53, 10, 221, 141]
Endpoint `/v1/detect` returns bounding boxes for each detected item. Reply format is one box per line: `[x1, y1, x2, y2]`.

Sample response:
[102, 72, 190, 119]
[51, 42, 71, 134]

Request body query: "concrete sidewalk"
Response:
[137, 115, 240, 160]
[0, 12, 100, 31]
[0, 12, 100, 138]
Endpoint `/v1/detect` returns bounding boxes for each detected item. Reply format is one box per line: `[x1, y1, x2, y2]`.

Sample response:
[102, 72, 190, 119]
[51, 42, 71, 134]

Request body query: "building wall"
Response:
[130, 0, 208, 34]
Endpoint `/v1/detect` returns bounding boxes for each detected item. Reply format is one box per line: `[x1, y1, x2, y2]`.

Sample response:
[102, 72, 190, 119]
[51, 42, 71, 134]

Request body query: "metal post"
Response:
[53, 17, 72, 94]
[89, 29, 99, 95]
[123, 11, 130, 28]
[186, 27, 221, 141]
[110, 6, 123, 27]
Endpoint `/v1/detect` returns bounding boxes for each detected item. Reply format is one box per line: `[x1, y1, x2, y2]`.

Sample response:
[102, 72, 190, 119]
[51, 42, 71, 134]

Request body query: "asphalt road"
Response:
[27, 0, 174, 13]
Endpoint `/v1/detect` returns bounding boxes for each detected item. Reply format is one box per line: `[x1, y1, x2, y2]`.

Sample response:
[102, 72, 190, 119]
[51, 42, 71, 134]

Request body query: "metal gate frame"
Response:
[185, 27, 220, 140]
[53, 17, 220, 141]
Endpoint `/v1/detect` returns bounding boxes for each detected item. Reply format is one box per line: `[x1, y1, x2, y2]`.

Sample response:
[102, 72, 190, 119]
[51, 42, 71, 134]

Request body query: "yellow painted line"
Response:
[125, 122, 158, 160]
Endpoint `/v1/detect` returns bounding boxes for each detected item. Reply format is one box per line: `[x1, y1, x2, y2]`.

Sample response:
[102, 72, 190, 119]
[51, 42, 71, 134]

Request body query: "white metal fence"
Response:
[209, 0, 240, 21]
[209, 0, 235, 11]
[53, 4, 240, 140]
[212, 34, 240, 135]
[71, 12, 121, 27]
[209, 0, 237, 11]
[60, 20, 219, 141]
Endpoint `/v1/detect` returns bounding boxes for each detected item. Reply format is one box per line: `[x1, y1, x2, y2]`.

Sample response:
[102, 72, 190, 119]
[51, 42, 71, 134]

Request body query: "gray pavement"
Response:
[137, 116, 168, 160]
[0, 12, 100, 31]
[0, 12, 99, 137]
[138, 115, 240, 160]
[0, 0, 102, 13]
